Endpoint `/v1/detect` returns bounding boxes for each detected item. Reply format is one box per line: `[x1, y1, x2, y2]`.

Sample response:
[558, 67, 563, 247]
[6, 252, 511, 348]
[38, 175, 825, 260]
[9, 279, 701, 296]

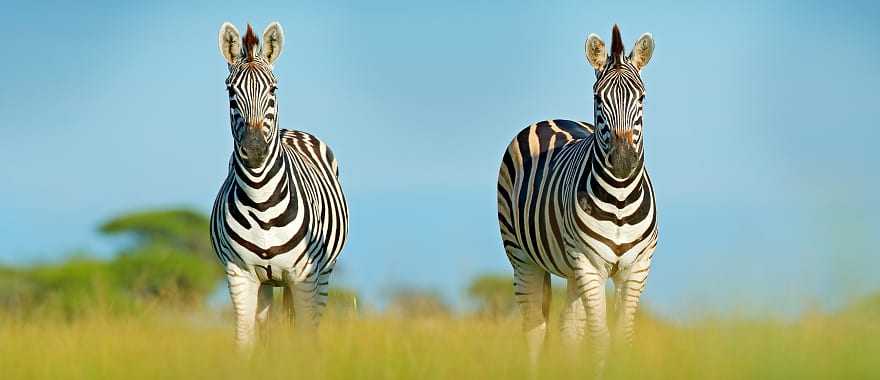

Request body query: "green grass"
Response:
[1, 308, 877, 380]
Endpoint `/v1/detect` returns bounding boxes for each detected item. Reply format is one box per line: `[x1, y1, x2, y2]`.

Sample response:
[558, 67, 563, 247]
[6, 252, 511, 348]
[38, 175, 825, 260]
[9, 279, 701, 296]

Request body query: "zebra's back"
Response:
[279, 129, 349, 268]
[498, 118, 658, 278]
[497, 119, 595, 278]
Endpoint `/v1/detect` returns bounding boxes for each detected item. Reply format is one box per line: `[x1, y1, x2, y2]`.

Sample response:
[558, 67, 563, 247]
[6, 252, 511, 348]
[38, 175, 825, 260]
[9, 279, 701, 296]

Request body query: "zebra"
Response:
[211, 22, 349, 347]
[496, 25, 657, 366]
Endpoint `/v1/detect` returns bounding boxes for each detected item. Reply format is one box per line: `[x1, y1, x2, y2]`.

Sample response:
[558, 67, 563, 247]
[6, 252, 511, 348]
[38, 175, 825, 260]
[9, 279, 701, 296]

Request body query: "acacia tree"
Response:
[100, 208, 214, 261]
[97, 208, 222, 305]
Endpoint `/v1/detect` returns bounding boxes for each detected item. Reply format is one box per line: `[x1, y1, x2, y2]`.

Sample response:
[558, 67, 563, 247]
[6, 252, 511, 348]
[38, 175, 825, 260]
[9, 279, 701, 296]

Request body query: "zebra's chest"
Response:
[218, 178, 313, 261]
[568, 170, 657, 267]
[231, 213, 303, 247]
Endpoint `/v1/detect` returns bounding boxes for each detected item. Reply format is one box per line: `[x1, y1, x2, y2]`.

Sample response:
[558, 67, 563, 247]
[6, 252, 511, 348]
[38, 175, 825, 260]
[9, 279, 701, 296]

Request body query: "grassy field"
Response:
[1, 307, 877, 380]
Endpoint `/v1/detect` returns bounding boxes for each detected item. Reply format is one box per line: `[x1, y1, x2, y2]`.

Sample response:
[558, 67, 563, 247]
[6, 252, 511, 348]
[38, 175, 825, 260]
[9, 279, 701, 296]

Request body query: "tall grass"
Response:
[1, 306, 876, 379]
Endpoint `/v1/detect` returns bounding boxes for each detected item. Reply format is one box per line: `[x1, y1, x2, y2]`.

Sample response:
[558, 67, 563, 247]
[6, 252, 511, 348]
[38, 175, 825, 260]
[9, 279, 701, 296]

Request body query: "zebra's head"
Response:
[585, 25, 654, 178]
[218, 22, 284, 168]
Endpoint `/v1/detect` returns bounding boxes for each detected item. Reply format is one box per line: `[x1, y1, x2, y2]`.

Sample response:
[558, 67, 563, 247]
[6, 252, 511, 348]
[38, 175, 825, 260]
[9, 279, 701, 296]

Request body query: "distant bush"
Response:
[0, 248, 218, 319]
[327, 287, 361, 317]
[0, 208, 222, 319]
[467, 274, 514, 319]
[386, 289, 450, 319]
[841, 293, 880, 320]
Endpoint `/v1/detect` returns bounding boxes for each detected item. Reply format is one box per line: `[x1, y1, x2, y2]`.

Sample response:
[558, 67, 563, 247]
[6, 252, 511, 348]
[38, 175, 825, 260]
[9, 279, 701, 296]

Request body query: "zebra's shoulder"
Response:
[280, 129, 335, 151]
[281, 129, 319, 146]
[543, 119, 594, 137]
[280, 129, 339, 169]
[509, 119, 594, 147]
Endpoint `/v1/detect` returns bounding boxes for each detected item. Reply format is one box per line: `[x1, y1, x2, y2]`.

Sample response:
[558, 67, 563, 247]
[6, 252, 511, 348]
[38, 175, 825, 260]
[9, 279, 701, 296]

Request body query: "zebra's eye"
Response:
[270, 86, 278, 94]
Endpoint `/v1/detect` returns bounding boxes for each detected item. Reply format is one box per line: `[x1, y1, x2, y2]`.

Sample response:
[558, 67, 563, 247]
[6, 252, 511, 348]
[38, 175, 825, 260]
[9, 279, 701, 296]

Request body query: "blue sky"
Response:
[1, 1, 878, 317]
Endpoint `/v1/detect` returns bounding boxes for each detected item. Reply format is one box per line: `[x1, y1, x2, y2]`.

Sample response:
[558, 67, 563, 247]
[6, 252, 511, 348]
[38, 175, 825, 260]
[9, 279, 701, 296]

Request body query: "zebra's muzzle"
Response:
[240, 127, 269, 167]
[608, 137, 638, 178]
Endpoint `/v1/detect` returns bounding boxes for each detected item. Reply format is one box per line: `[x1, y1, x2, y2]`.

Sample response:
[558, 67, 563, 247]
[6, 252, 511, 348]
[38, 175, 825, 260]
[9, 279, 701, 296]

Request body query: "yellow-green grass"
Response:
[1, 309, 877, 379]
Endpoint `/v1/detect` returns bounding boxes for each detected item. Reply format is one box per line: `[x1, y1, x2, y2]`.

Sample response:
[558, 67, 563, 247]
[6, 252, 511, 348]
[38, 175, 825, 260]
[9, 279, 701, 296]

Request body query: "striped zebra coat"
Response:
[497, 25, 657, 366]
[211, 22, 348, 347]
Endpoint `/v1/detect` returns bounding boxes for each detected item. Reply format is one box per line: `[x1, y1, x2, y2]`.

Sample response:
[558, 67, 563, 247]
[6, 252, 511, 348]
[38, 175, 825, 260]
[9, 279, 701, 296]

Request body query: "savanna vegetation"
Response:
[0, 208, 877, 379]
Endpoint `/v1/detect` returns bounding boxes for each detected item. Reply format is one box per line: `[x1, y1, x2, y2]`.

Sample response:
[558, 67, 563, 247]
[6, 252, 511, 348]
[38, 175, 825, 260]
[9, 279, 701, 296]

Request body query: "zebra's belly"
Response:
[513, 231, 628, 279]
[512, 211, 655, 279]
[225, 230, 314, 277]
[215, 198, 339, 283]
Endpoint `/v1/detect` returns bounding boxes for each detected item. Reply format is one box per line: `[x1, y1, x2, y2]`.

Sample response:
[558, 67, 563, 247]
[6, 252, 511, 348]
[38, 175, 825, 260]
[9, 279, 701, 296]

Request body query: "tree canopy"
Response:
[100, 208, 214, 261]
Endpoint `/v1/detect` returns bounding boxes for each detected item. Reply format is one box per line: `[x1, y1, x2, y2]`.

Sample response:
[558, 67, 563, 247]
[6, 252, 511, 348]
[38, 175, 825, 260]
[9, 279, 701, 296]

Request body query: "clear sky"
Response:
[1, 0, 878, 318]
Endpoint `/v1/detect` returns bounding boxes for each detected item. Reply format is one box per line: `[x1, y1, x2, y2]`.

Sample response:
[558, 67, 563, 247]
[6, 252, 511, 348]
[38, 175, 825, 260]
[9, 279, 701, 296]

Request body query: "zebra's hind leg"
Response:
[314, 268, 331, 320]
[226, 263, 261, 349]
[560, 278, 586, 348]
[287, 270, 326, 333]
[256, 284, 274, 341]
[613, 250, 653, 346]
[510, 252, 551, 366]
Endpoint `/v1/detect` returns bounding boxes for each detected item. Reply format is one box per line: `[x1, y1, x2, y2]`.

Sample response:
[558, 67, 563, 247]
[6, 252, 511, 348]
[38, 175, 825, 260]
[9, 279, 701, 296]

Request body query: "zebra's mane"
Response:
[243, 23, 259, 62]
[610, 24, 625, 65]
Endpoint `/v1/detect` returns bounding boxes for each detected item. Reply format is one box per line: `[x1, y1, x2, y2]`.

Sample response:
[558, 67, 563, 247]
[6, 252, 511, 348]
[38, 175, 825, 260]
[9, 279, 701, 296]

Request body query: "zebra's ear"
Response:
[219, 22, 242, 65]
[585, 34, 607, 71]
[261, 22, 284, 65]
[629, 33, 654, 71]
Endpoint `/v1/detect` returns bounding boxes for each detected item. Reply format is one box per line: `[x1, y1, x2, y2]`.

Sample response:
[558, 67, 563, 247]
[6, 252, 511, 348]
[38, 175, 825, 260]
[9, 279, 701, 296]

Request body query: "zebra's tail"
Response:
[542, 271, 551, 321]
[283, 285, 295, 326]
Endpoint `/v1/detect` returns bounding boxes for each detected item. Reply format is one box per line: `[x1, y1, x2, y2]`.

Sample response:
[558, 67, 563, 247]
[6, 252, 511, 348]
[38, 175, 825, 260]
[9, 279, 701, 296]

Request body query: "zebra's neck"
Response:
[231, 133, 287, 202]
[580, 141, 645, 207]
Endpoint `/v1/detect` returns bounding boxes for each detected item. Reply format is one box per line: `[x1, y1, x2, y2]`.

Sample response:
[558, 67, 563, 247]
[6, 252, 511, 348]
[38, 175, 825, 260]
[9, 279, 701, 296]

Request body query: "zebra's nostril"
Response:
[613, 130, 634, 144]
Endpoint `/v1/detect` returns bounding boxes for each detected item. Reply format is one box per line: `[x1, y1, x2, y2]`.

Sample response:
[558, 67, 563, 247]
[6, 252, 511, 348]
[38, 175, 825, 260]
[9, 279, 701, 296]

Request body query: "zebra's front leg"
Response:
[573, 262, 610, 371]
[226, 263, 261, 348]
[511, 257, 551, 366]
[613, 251, 653, 345]
[560, 278, 586, 348]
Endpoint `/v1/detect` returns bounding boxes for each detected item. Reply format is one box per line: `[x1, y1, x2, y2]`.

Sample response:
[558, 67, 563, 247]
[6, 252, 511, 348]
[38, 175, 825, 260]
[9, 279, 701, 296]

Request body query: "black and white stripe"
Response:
[211, 22, 348, 346]
[497, 25, 657, 366]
